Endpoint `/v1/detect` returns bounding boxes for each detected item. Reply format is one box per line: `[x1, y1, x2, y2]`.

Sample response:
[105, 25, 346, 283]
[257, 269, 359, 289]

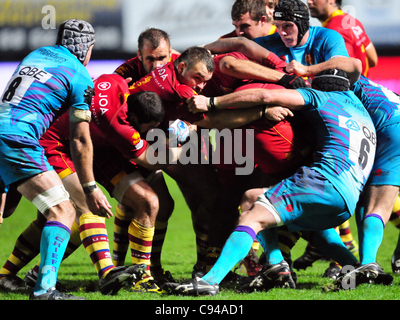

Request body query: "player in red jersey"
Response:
[220, 0, 278, 40]
[185, 49, 314, 279]
[307, 0, 378, 77]
[114, 28, 180, 86]
[0, 74, 191, 294]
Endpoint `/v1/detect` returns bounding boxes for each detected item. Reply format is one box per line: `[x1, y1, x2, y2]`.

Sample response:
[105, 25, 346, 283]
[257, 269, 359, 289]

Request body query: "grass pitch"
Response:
[0, 173, 399, 305]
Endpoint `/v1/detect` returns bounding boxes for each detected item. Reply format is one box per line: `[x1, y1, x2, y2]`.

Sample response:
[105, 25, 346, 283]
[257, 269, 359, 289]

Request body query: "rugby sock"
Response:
[34, 221, 70, 295]
[32, 221, 82, 274]
[338, 220, 358, 256]
[129, 219, 154, 276]
[79, 213, 114, 279]
[202, 226, 256, 285]
[150, 221, 168, 276]
[358, 214, 385, 265]
[257, 227, 284, 265]
[112, 206, 131, 266]
[206, 247, 222, 272]
[0, 219, 42, 278]
[311, 229, 358, 266]
[193, 220, 208, 271]
[389, 196, 400, 230]
[278, 228, 301, 264]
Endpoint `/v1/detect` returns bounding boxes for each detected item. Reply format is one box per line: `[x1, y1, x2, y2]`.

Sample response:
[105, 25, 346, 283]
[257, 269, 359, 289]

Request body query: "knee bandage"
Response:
[255, 193, 283, 226]
[32, 185, 70, 214]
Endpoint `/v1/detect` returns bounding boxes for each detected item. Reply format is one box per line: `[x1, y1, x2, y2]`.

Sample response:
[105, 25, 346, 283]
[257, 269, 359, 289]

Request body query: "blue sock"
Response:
[358, 214, 385, 265]
[202, 226, 256, 285]
[257, 228, 284, 265]
[34, 221, 71, 295]
[311, 229, 358, 266]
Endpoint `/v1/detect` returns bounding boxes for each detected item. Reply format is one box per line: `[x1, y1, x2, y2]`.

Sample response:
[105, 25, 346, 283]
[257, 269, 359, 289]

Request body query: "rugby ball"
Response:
[167, 119, 190, 147]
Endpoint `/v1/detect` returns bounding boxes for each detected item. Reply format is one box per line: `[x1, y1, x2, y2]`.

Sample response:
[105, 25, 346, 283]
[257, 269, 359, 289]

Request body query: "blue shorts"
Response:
[368, 123, 400, 187]
[0, 134, 53, 188]
[261, 167, 351, 232]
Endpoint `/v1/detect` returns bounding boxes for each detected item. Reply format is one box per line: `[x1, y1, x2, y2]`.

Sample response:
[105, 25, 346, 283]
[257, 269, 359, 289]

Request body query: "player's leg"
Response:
[17, 170, 81, 300]
[354, 184, 397, 285]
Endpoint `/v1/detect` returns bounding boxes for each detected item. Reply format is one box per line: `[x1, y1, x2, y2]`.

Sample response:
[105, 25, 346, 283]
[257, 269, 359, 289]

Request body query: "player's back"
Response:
[296, 88, 376, 213]
[352, 76, 400, 130]
[0, 45, 93, 140]
[324, 11, 371, 76]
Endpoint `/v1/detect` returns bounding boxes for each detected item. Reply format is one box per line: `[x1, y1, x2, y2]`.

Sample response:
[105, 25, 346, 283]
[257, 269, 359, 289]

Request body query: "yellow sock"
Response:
[0, 220, 42, 277]
[113, 206, 131, 266]
[390, 196, 400, 229]
[129, 219, 154, 276]
[79, 213, 114, 279]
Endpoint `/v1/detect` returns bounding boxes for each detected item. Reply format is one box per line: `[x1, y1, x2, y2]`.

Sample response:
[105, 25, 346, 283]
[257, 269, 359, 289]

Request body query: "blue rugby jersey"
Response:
[352, 76, 400, 130]
[254, 26, 349, 65]
[296, 88, 376, 214]
[0, 45, 93, 140]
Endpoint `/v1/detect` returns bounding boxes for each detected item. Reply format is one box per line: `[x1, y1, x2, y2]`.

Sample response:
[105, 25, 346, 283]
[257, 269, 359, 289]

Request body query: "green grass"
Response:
[1, 174, 400, 303]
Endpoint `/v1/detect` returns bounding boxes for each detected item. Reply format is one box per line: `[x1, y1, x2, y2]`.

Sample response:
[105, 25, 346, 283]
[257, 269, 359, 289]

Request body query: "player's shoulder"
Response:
[254, 32, 282, 47]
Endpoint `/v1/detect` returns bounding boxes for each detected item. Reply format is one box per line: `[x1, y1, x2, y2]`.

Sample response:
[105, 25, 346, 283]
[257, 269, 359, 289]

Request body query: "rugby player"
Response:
[307, 0, 378, 77]
[0, 19, 113, 300]
[163, 69, 376, 295]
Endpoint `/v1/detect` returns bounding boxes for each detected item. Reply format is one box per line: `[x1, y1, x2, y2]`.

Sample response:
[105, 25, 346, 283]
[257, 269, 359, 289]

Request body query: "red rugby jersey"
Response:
[323, 10, 372, 77]
[42, 74, 148, 161]
[129, 62, 203, 127]
[114, 53, 180, 86]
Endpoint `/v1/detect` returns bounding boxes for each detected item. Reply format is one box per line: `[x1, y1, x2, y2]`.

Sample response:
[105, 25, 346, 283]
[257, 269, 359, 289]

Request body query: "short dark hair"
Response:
[127, 91, 165, 124]
[174, 46, 215, 74]
[335, 0, 342, 8]
[231, 0, 267, 21]
[138, 28, 171, 52]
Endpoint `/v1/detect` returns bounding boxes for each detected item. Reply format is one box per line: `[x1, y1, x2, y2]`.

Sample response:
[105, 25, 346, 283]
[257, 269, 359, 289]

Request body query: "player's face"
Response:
[233, 12, 267, 40]
[177, 61, 213, 94]
[307, 0, 330, 19]
[266, 0, 278, 22]
[83, 45, 94, 67]
[275, 21, 299, 47]
[138, 38, 172, 74]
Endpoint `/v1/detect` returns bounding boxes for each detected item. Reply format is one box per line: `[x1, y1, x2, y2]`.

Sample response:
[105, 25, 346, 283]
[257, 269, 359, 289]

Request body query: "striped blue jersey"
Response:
[0, 45, 93, 140]
[296, 88, 376, 214]
[352, 76, 400, 130]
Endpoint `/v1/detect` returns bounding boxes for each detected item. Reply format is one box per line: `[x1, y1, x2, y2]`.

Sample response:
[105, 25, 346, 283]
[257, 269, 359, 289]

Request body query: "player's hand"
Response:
[277, 74, 309, 89]
[85, 189, 113, 219]
[265, 106, 294, 122]
[186, 96, 209, 113]
[285, 60, 309, 77]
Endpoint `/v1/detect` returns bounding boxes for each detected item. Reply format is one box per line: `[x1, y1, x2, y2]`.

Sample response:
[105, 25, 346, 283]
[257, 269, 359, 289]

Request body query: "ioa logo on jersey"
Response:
[97, 82, 111, 91]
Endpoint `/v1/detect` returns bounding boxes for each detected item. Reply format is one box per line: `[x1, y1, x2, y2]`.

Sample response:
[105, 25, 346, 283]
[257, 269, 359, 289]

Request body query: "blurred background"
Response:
[1, 0, 399, 93]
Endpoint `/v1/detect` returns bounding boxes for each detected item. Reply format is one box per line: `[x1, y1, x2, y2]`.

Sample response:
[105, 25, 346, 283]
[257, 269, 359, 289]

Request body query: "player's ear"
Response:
[137, 50, 143, 62]
[177, 61, 186, 75]
[260, 15, 268, 26]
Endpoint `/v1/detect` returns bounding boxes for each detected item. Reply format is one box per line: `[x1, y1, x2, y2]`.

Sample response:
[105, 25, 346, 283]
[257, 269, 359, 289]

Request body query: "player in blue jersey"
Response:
[0, 19, 114, 300]
[163, 69, 376, 295]
[336, 76, 400, 286]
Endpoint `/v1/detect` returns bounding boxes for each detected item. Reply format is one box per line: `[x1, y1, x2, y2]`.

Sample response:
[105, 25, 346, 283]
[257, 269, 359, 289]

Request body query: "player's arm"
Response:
[69, 110, 113, 218]
[192, 88, 305, 111]
[131, 138, 189, 171]
[193, 105, 293, 130]
[366, 42, 378, 68]
[286, 57, 362, 85]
